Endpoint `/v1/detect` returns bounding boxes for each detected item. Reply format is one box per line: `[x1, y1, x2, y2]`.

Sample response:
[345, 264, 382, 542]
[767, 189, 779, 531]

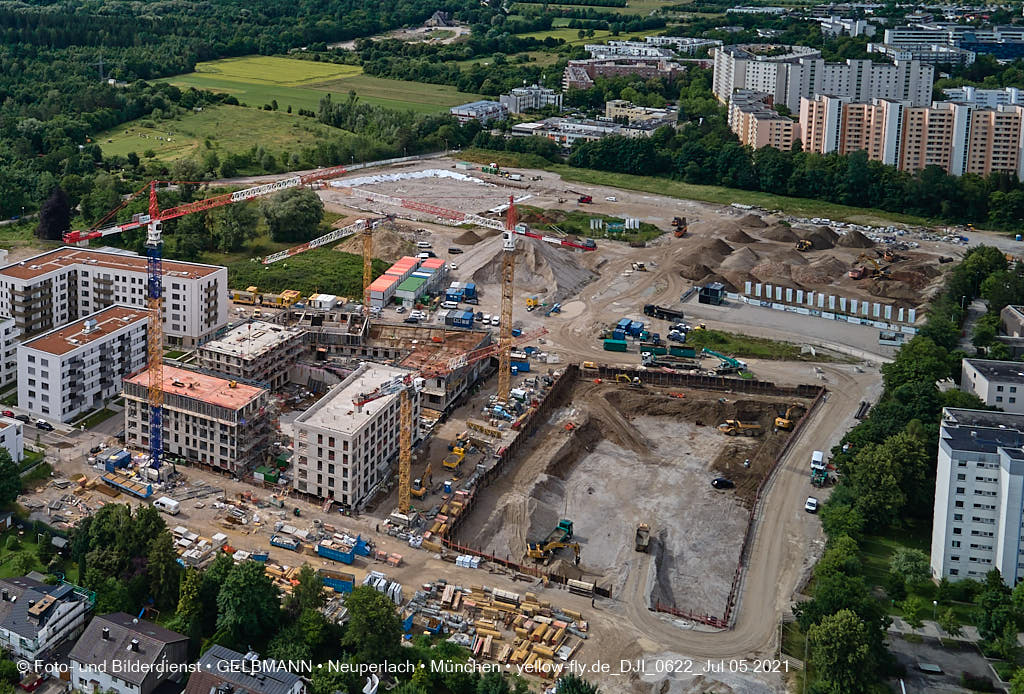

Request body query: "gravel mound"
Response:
[759, 225, 798, 242]
[738, 214, 768, 228]
[726, 229, 757, 244]
[791, 256, 849, 285]
[679, 263, 713, 281]
[750, 260, 792, 283]
[472, 238, 597, 303]
[454, 229, 483, 245]
[334, 223, 416, 263]
[688, 239, 735, 266]
[799, 228, 837, 250]
[720, 246, 760, 272]
[836, 230, 875, 248]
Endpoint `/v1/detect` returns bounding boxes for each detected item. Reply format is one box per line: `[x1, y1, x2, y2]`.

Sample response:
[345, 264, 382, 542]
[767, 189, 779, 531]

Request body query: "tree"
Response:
[880, 336, 954, 391]
[342, 586, 403, 664]
[901, 596, 927, 631]
[36, 532, 53, 564]
[13, 553, 34, 575]
[819, 503, 865, 541]
[216, 561, 280, 647]
[0, 449, 22, 506]
[938, 608, 963, 638]
[147, 532, 181, 609]
[1010, 666, 1024, 694]
[210, 203, 259, 253]
[807, 609, 878, 694]
[35, 187, 71, 240]
[846, 431, 930, 529]
[261, 188, 324, 243]
[555, 675, 600, 693]
[813, 535, 861, 579]
[885, 571, 907, 602]
[285, 564, 326, 617]
[889, 548, 931, 586]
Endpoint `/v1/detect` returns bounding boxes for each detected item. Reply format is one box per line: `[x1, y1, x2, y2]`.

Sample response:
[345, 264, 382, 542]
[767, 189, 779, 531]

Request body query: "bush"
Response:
[961, 671, 995, 691]
[5, 536, 18, 551]
[0, 660, 18, 683]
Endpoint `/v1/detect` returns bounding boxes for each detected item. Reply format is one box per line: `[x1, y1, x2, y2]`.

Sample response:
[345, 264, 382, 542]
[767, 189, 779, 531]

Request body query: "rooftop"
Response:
[0, 577, 85, 640]
[941, 407, 1024, 454]
[69, 613, 188, 685]
[21, 305, 149, 356]
[125, 365, 266, 410]
[200, 321, 303, 360]
[0, 247, 222, 282]
[185, 645, 301, 694]
[964, 358, 1024, 384]
[296, 363, 410, 434]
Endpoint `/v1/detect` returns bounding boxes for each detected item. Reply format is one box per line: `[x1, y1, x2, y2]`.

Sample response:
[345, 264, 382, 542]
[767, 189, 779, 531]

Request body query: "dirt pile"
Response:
[798, 227, 837, 250]
[750, 260, 792, 283]
[453, 229, 483, 245]
[720, 246, 760, 272]
[890, 270, 931, 290]
[837, 230, 875, 248]
[726, 229, 757, 244]
[679, 263, 713, 281]
[738, 214, 768, 228]
[471, 238, 597, 302]
[791, 255, 849, 285]
[686, 239, 735, 267]
[334, 223, 416, 263]
[759, 225, 798, 242]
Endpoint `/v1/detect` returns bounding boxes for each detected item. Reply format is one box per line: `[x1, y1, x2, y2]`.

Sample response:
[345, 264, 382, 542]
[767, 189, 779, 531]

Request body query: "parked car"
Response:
[396, 306, 406, 313]
[90, 445, 103, 454]
[14, 414, 29, 423]
[449, 263, 458, 271]
[711, 477, 735, 490]
[804, 497, 819, 513]
[35, 420, 53, 431]
[448, 247, 463, 254]
[403, 317, 419, 324]
[1, 410, 13, 418]
[475, 312, 484, 321]
[490, 316, 500, 326]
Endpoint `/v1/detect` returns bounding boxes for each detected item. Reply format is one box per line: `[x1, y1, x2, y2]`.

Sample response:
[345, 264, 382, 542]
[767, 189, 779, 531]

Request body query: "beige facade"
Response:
[728, 90, 796, 150]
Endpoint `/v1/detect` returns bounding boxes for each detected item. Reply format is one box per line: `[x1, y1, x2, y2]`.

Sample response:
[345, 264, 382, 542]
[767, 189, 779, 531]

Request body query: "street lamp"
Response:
[932, 600, 938, 623]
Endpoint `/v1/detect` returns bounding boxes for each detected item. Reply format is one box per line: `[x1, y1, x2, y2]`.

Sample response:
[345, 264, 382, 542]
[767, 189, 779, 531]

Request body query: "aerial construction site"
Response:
[14, 154, 967, 693]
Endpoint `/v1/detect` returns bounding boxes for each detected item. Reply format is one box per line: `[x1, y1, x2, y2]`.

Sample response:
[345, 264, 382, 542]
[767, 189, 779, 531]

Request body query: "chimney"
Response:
[129, 639, 139, 652]
[101, 627, 109, 640]
[2, 590, 8, 602]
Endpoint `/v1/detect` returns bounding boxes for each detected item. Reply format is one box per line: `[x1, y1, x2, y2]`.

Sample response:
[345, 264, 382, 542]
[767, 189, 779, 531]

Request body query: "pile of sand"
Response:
[701, 273, 737, 291]
[738, 214, 768, 228]
[726, 229, 757, 244]
[750, 261, 792, 283]
[798, 227, 838, 250]
[720, 246, 760, 272]
[454, 229, 483, 245]
[905, 261, 940, 278]
[686, 239, 735, 267]
[679, 264, 713, 281]
[472, 238, 597, 303]
[333, 223, 416, 263]
[791, 256, 849, 285]
[890, 270, 931, 290]
[866, 279, 919, 302]
[836, 230, 875, 248]
[759, 225, 798, 242]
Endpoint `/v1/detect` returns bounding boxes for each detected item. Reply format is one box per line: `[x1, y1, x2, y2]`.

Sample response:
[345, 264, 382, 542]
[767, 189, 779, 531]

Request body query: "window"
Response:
[957, 473, 966, 480]
[997, 396, 1003, 403]
[956, 487, 966, 495]
[954, 527, 962, 535]
[998, 385, 1004, 392]
[954, 513, 963, 521]
[952, 540, 961, 548]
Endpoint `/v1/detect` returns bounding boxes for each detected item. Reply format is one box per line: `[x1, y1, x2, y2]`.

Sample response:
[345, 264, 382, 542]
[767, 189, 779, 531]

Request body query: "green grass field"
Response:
[165, 56, 484, 114]
[96, 104, 359, 162]
[460, 149, 934, 228]
[514, 27, 652, 46]
[513, 0, 679, 14]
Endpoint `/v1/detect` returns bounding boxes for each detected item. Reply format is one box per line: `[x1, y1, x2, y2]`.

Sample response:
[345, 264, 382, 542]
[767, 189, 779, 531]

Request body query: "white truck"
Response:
[153, 496, 180, 515]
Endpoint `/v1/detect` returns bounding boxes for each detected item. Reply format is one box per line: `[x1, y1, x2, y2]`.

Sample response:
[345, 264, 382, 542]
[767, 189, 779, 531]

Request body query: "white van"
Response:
[154, 497, 180, 515]
[440, 300, 459, 310]
[417, 253, 430, 260]
[416, 241, 432, 249]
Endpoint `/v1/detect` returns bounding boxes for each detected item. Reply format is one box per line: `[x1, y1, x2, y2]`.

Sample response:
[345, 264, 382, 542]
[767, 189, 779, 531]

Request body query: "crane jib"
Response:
[230, 176, 302, 203]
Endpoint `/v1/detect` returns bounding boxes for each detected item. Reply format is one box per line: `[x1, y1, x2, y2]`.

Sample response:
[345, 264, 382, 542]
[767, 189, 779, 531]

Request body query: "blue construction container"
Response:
[101, 448, 131, 472]
[316, 542, 355, 564]
[628, 321, 644, 337]
[511, 360, 531, 373]
[464, 283, 477, 299]
[446, 289, 464, 302]
[353, 536, 371, 556]
[450, 310, 474, 328]
[270, 535, 300, 551]
[319, 569, 355, 594]
[617, 318, 632, 331]
[612, 329, 626, 341]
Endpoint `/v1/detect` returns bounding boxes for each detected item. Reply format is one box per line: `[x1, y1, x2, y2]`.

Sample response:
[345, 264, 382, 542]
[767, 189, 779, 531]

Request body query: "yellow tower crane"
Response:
[362, 223, 373, 314]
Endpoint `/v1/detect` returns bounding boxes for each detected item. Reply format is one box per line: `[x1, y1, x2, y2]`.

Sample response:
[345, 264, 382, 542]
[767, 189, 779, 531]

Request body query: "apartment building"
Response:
[449, 100, 508, 124]
[123, 365, 271, 474]
[961, 359, 1024, 415]
[943, 86, 1024, 107]
[563, 57, 684, 90]
[69, 614, 189, 694]
[931, 408, 1024, 585]
[728, 90, 797, 150]
[0, 418, 23, 463]
[799, 96, 1024, 178]
[643, 36, 722, 54]
[17, 306, 149, 423]
[292, 363, 421, 509]
[605, 99, 676, 123]
[868, 42, 976, 66]
[0, 247, 227, 348]
[0, 316, 15, 390]
[185, 646, 305, 694]
[197, 320, 305, 390]
[0, 578, 91, 661]
[500, 84, 563, 114]
[585, 41, 675, 59]
[884, 23, 1024, 58]
[712, 44, 933, 111]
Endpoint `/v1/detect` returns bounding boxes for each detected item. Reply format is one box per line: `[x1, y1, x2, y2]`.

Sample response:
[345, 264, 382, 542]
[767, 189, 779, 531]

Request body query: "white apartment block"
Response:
[292, 363, 421, 509]
[197, 320, 306, 391]
[931, 408, 1024, 585]
[962, 358, 1024, 415]
[644, 36, 722, 54]
[944, 86, 1024, 107]
[17, 306, 149, 423]
[0, 418, 24, 463]
[0, 247, 228, 350]
[0, 315, 15, 390]
[712, 44, 933, 111]
[123, 365, 271, 474]
[499, 85, 563, 114]
[585, 41, 675, 59]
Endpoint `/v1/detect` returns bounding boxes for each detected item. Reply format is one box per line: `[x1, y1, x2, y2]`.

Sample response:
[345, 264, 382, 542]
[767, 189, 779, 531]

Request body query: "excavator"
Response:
[795, 239, 813, 252]
[717, 419, 763, 436]
[774, 404, 804, 430]
[880, 248, 903, 263]
[616, 374, 643, 387]
[672, 217, 688, 237]
[411, 463, 432, 499]
[526, 541, 581, 565]
[849, 253, 888, 280]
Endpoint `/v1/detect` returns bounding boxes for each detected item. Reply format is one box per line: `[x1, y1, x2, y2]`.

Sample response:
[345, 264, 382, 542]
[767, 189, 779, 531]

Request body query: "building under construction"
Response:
[197, 320, 306, 390]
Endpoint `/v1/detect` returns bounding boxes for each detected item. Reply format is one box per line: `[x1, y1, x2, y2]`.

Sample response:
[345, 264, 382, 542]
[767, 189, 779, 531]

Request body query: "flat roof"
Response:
[0, 247, 223, 282]
[965, 358, 1024, 384]
[297, 363, 410, 434]
[125, 364, 265, 410]
[397, 277, 426, 292]
[200, 321, 302, 360]
[941, 407, 1024, 454]
[21, 305, 149, 356]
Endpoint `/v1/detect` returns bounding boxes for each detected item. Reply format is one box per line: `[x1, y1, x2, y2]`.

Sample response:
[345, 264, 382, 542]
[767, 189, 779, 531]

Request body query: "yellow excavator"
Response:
[526, 541, 581, 565]
[616, 374, 643, 387]
[796, 239, 813, 252]
[717, 419, 763, 436]
[855, 253, 889, 279]
[411, 463, 432, 499]
[774, 404, 804, 430]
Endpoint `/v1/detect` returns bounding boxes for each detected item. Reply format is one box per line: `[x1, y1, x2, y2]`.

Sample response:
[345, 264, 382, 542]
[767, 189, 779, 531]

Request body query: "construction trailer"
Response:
[698, 282, 726, 306]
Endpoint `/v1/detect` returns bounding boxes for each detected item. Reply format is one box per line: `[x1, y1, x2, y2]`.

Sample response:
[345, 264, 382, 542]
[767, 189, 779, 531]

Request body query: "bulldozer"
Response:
[774, 404, 804, 430]
[526, 541, 581, 565]
[795, 239, 813, 252]
[717, 419, 764, 436]
[631, 262, 648, 272]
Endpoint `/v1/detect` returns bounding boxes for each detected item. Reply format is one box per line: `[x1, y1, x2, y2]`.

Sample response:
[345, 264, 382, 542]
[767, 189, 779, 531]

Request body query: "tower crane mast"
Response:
[497, 198, 518, 402]
[62, 166, 349, 469]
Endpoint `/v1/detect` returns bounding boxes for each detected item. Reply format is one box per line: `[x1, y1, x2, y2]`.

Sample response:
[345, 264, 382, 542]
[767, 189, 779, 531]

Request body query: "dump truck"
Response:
[539, 519, 574, 544]
[443, 448, 465, 470]
[717, 420, 763, 436]
[635, 523, 651, 553]
[643, 304, 685, 321]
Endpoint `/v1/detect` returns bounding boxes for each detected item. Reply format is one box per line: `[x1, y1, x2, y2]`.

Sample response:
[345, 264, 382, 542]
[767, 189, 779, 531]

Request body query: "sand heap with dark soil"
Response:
[738, 214, 768, 228]
[759, 225, 799, 242]
[453, 229, 483, 245]
[726, 229, 757, 244]
[334, 224, 416, 263]
[836, 230, 875, 248]
[791, 256, 849, 285]
[798, 226, 838, 250]
[472, 238, 597, 303]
